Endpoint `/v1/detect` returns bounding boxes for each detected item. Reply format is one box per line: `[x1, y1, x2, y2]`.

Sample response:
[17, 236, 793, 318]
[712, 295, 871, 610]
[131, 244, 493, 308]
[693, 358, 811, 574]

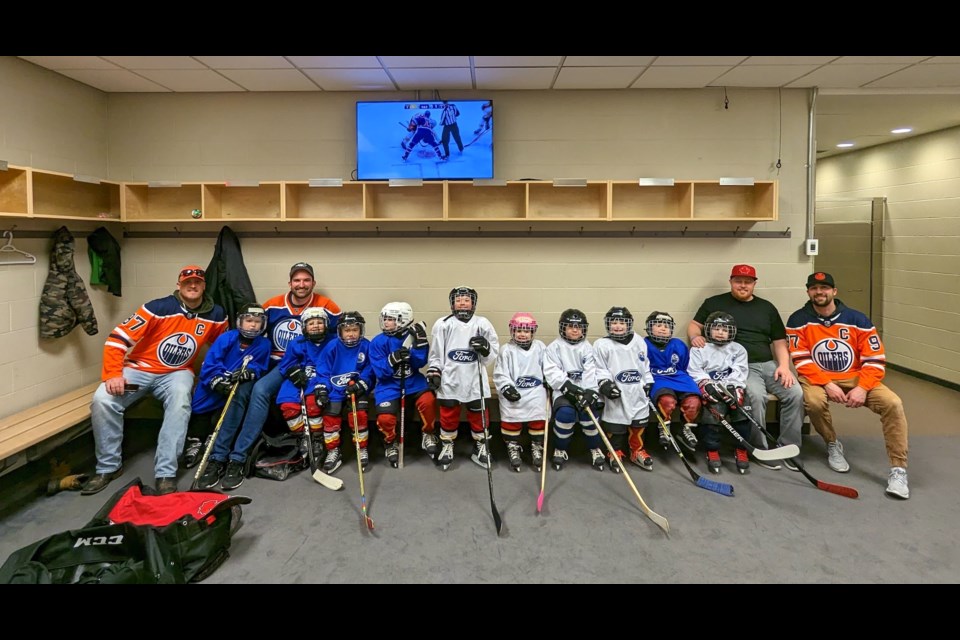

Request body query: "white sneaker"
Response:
[827, 441, 850, 473]
[885, 466, 909, 499]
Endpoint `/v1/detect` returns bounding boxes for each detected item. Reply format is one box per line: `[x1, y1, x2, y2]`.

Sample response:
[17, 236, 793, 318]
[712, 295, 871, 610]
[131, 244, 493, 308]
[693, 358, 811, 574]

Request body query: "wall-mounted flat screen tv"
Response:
[356, 100, 493, 180]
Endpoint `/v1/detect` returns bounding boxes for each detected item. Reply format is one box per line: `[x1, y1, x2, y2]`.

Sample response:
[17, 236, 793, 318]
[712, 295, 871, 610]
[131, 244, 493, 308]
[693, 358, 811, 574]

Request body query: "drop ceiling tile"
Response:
[54, 69, 170, 92]
[711, 65, 820, 87]
[220, 69, 320, 91]
[302, 68, 395, 90]
[554, 66, 644, 89]
[835, 56, 931, 64]
[923, 56, 960, 64]
[390, 67, 473, 90]
[476, 67, 556, 89]
[102, 56, 205, 69]
[134, 70, 245, 92]
[379, 56, 469, 68]
[19, 56, 119, 70]
[563, 56, 655, 66]
[474, 56, 562, 67]
[743, 56, 839, 65]
[193, 56, 293, 69]
[631, 66, 727, 88]
[864, 64, 960, 89]
[785, 64, 912, 89]
[653, 56, 748, 66]
[287, 56, 382, 68]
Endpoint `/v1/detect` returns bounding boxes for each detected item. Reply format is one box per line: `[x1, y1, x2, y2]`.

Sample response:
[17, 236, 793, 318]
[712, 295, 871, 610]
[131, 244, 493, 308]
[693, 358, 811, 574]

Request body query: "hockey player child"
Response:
[272, 307, 334, 472]
[493, 312, 549, 472]
[369, 302, 438, 468]
[426, 286, 500, 471]
[688, 312, 752, 474]
[593, 307, 655, 473]
[312, 311, 377, 474]
[191, 303, 271, 490]
[542, 309, 605, 471]
[643, 311, 702, 453]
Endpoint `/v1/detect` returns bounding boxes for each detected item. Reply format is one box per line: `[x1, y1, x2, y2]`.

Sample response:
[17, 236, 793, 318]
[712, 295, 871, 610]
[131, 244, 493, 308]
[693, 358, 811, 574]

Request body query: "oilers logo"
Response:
[636, 352, 647, 363]
[357, 352, 366, 365]
[812, 338, 854, 373]
[448, 349, 478, 364]
[616, 370, 645, 385]
[568, 370, 583, 382]
[273, 319, 302, 352]
[157, 333, 197, 367]
[515, 376, 542, 389]
[710, 367, 733, 381]
[671, 353, 680, 365]
[331, 373, 358, 388]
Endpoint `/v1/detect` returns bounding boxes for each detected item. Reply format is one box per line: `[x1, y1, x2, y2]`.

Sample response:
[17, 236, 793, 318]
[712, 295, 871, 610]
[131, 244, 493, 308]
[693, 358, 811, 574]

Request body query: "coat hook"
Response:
[426, 226, 431, 235]
[629, 226, 636, 236]
[681, 226, 688, 236]
[325, 226, 331, 236]
[173, 226, 181, 236]
[528, 226, 533, 235]
[274, 226, 280, 235]
[783, 227, 791, 236]
[733, 226, 741, 235]
[375, 226, 380, 235]
[579, 226, 584, 235]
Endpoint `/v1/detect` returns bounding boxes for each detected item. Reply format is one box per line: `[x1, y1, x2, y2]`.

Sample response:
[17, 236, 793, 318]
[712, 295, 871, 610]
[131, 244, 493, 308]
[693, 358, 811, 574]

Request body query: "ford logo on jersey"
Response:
[273, 319, 302, 353]
[710, 367, 733, 381]
[568, 370, 583, 382]
[812, 338, 854, 373]
[516, 376, 542, 389]
[156, 333, 197, 367]
[616, 370, 645, 384]
[448, 349, 478, 363]
[654, 366, 677, 376]
[331, 372, 358, 388]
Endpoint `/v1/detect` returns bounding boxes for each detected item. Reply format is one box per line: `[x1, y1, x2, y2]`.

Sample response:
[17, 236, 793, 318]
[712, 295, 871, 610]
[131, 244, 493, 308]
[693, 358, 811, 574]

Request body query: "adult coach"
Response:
[687, 264, 804, 468]
[83, 265, 227, 496]
[785, 272, 909, 499]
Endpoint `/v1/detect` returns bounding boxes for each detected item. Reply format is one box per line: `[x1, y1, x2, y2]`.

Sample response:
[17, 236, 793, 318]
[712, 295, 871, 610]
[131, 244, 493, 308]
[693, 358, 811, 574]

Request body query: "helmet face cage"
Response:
[604, 307, 634, 338]
[704, 312, 737, 345]
[301, 307, 329, 343]
[338, 311, 366, 346]
[644, 311, 675, 345]
[379, 302, 413, 336]
[237, 305, 266, 340]
[449, 286, 477, 321]
[559, 309, 588, 344]
[508, 313, 538, 347]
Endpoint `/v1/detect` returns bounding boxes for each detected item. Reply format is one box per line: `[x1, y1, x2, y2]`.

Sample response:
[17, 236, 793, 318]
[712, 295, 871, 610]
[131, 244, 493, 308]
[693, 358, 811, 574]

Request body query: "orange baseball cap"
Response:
[178, 265, 206, 283]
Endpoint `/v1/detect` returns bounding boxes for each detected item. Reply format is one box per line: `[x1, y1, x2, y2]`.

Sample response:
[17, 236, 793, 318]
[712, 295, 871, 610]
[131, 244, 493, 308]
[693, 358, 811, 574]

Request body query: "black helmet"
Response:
[559, 308, 588, 344]
[449, 286, 478, 322]
[704, 311, 737, 345]
[301, 307, 330, 344]
[644, 310, 675, 345]
[236, 303, 266, 340]
[604, 306, 634, 342]
[338, 310, 366, 346]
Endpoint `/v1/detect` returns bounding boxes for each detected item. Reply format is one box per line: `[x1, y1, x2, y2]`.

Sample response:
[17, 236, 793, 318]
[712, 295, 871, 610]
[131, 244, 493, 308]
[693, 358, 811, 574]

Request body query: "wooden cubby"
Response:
[5, 167, 779, 226]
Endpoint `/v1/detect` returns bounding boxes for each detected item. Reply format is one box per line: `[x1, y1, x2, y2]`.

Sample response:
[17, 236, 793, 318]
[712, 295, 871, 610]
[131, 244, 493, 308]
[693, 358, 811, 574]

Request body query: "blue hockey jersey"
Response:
[191, 330, 271, 414]
[368, 332, 429, 403]
[274, 334, 335, 405]
[644, 337, 700, 397]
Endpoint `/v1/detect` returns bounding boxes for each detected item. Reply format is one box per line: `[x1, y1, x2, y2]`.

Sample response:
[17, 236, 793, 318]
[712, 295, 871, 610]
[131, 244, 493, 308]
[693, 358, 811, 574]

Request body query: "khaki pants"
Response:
[799, 376, 908, 468]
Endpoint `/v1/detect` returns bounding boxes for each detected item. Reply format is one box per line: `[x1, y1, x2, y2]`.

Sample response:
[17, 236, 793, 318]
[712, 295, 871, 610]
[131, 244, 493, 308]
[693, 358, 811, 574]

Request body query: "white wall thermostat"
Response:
[805, 238, 819, 256]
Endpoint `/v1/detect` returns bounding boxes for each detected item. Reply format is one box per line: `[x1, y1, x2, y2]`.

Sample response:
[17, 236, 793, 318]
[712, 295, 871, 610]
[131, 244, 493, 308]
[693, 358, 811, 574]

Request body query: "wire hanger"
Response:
[0, 230, 38, 265]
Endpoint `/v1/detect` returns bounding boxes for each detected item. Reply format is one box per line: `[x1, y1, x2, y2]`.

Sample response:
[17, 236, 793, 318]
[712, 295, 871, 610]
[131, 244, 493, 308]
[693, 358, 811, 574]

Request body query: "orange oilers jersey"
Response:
[102, 295, 227, 380]
[262, 292, 342, 362]
[785, 301, 886, 390]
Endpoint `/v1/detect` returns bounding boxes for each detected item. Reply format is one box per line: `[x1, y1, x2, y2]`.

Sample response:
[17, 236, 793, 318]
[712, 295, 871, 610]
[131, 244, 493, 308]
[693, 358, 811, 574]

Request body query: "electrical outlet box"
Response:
[805, 238, 819, 256]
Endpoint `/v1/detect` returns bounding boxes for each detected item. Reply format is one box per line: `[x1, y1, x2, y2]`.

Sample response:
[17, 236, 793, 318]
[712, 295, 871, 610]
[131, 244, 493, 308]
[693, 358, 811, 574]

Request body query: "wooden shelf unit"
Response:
[31, 168, 121, 221]
[0, 166, 30, 218]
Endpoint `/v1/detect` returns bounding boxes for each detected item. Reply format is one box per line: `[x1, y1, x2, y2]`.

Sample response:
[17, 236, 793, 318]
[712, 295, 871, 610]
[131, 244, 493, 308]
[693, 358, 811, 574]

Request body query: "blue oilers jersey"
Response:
[644, 337, 700, 397]
[274, 334, 334, 405]
[191, 330, 271, 414]
[369, 332, 429, 403]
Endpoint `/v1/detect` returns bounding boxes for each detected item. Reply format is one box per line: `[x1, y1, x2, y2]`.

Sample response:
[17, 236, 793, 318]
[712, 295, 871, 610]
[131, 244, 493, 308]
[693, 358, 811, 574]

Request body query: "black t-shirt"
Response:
[693, 292, 786, 363]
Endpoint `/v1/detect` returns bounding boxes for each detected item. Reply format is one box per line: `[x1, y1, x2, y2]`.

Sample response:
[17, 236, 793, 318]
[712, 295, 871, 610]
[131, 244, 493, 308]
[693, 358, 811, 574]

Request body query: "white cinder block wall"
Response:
[0, 55, 820, 419]
[817, 127, 960, 386]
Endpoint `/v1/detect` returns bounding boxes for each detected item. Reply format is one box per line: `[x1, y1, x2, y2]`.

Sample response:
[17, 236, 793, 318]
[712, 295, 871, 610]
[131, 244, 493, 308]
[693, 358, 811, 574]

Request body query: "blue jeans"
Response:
[90, 368, 194, 478]
[745, 361, 804, 449]
[209, 381, 258, 464]
[234, 365, 284, 450]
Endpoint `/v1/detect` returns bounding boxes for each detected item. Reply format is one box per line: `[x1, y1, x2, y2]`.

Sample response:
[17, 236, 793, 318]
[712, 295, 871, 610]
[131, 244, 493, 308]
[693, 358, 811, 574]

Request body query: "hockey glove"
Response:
[560, 380, 585, 405]
[579, 388, 601, 412]
[228, 368, 257, 383]
[346, 379, 369, 398]
[285, 366, 309, 389]
[388, 347, 411, 370]
[313, 384, 330, 407]
[599, 379, 621, 399]
[408, 321, 430, 350]
[724, 384, 746, 408]
[643, 383, 653, 398]
[500, 385, 522, 402]
[210, 375, 233, 396]
[699, 381, 725, 404]
[426, 368, 442, 392]
[469, 335, 490, 357]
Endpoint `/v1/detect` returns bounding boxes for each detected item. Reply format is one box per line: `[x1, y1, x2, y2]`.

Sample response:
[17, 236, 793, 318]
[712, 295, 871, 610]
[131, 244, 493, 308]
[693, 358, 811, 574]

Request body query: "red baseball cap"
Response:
[730, 264, 757, 280]
[178, 265, 206, 283]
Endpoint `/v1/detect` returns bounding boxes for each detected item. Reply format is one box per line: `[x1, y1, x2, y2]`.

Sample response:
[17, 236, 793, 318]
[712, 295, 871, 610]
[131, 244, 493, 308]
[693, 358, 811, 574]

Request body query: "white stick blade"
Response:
[752, 444, 800, 461]
[313, 469, 344, 490]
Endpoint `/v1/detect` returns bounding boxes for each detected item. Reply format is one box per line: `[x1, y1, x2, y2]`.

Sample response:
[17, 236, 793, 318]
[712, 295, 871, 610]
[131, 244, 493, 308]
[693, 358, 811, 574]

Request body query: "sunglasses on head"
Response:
[180, 268, 205, 279]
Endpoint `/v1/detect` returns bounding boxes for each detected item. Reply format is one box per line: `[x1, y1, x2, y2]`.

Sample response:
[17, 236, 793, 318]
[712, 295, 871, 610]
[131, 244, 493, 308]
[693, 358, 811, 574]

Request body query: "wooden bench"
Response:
[0, 382, 100, 476]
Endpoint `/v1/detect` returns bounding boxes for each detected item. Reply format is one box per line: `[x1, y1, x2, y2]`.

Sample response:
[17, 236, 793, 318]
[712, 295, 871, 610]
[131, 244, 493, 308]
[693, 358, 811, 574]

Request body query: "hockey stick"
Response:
[301, 388, 344, 491]
[537, 394, 550, 514]
[704, 403, 799, 461]
[722, 390, 860, 499]
[476, 350, 503, 536]
[647, 399, 734, 497]
[584, 406, 670, 535]
[397, 329, 414, 469]
[349, 388, 375, 530]
[192, 355, 252, 490]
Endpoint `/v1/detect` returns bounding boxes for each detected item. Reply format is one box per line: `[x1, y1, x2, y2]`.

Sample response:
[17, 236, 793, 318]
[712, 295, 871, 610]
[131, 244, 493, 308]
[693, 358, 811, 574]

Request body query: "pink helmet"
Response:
[508, 312, 538, 348]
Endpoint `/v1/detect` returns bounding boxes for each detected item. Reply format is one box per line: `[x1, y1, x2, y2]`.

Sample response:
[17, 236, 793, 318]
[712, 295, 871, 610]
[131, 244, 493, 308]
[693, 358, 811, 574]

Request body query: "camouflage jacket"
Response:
[39, 226, 98, 339]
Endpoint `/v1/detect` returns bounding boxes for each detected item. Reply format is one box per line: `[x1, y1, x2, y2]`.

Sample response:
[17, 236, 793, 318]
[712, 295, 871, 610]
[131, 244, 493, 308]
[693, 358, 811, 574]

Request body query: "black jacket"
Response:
[204, 226, 257, 328]
[87, 226, 122, 296]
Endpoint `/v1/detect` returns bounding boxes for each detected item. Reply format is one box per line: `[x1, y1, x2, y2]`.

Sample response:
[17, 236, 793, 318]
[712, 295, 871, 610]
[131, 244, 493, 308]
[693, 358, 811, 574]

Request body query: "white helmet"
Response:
[379, 302, 413, 336]
[301, 307, 329, 343]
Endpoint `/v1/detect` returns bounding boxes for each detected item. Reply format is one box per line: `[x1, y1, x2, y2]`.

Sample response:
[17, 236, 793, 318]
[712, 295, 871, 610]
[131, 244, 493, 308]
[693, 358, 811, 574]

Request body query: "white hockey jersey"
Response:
[593, 336, 655, 423]
[493, 340, 548, 422]
[427, 314, 500, 402]
[543, 338, 598, 396]
[688, 342, 749, 387]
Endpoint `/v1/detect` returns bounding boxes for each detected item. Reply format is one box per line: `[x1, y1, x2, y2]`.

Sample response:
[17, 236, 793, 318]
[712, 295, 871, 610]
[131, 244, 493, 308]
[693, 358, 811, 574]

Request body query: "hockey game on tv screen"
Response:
[356, 100, 494, 180]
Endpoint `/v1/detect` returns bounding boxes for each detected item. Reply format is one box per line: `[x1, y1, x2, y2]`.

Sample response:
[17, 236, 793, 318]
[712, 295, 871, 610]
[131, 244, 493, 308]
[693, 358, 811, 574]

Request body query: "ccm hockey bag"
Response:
[0, 478, 250, 584]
